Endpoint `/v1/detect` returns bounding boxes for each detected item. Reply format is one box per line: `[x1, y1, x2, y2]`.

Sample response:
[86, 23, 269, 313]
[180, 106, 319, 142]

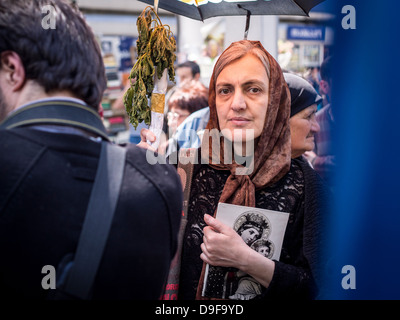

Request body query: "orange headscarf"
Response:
[201, 40, 291, 208]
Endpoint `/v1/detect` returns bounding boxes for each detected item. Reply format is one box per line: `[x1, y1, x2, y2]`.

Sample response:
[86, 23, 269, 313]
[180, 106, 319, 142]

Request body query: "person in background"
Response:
[168, 106, 210, 151]
[140, 40, 331, 300]
[309, 56, 335, 189]
[0, 0, 182, 300]
[162, 60, 202, 136]
[176, 60, 201, 84]
[167, 80, 208, 134]
[304, 67, 321, 102]
[162, 80, 209, 156]
[283, 72, 322, 161]
[165, 60, 201, 111]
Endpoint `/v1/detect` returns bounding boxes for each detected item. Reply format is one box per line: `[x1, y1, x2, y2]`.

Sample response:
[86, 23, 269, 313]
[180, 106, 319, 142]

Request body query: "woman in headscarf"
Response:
[140, 40, 330, 300]
[284, 72, 322, 160]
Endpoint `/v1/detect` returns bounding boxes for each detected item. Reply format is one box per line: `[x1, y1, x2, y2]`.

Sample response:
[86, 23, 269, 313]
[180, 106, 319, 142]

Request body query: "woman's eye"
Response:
[248, 87, 261, 94]
[218, 88, 230, 95]
[306, 111, 317, 120]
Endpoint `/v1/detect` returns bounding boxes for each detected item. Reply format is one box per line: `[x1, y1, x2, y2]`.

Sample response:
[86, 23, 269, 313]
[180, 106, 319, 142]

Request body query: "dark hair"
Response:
[168, 80, 208, 114]
[0, 0, 106, 110]
[320, 56, 333, 83]
[177, 60, 200, 78]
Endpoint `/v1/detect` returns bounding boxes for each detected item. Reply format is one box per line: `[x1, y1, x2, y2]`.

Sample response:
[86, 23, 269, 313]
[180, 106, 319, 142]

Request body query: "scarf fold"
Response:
[196, 40, 291, 300]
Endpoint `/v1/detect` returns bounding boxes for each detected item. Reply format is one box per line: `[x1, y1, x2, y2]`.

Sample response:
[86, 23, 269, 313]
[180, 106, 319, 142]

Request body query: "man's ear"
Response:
[0, 51, 25, 92]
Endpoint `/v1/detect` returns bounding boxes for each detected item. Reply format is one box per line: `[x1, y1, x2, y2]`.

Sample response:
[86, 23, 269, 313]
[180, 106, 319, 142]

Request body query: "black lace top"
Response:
[178, 157, 319, 300]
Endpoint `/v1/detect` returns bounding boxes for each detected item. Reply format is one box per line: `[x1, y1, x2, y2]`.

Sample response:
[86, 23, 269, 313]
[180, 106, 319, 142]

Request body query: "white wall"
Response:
[178, 15, 278, 59]
[224, 15, 278, 59]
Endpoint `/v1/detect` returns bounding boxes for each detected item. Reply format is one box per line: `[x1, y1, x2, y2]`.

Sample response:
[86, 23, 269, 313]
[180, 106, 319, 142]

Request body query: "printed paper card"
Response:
[202, 203, 290, 300]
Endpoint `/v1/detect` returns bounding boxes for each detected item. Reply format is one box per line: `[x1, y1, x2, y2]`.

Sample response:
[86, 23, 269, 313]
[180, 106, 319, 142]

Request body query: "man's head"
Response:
[176, 60, 200, 85]
[0, 0, 106, 120]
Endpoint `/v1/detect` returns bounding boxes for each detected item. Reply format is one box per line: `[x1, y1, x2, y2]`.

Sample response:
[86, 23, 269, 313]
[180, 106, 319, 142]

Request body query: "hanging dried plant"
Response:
[124, 6, 176, 129]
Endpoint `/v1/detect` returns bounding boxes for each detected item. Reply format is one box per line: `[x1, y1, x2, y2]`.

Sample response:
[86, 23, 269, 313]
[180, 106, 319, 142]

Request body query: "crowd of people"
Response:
[0, 0, 335, 300]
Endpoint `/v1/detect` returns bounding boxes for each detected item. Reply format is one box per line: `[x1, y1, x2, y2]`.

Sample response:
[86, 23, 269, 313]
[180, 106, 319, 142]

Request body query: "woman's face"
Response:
[215, 54, 269, 144]
[289, 104, 320, 158]
[240, 227, 260, 245]
[167, 106, 190, 134]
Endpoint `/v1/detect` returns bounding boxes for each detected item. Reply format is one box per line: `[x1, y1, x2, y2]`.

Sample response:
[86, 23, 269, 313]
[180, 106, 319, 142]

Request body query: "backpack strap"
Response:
[63, 141, 126, 299]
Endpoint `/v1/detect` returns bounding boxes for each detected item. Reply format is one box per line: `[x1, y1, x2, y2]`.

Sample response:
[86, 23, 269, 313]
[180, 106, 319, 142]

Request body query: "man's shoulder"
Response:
[0, 128, 47, 157]
[124, 144, 182, 194]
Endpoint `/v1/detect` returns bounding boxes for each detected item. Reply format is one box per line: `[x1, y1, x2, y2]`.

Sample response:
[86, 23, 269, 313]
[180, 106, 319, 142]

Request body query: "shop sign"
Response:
[287, 26, 325, 41]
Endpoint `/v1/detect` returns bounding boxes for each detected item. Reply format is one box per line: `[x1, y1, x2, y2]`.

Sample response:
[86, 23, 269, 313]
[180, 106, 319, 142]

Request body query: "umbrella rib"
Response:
[193, 0, 204, 21]
[293, 0, 309, 16]
[237, 4, 251, 40]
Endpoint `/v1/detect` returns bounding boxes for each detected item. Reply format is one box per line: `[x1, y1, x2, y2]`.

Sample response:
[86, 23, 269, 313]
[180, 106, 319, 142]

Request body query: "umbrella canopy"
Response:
[138, 0, 326, 21]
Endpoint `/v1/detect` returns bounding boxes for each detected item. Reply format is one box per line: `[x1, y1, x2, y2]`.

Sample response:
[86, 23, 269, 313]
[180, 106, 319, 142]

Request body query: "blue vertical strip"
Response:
[321, 0, 400, 299]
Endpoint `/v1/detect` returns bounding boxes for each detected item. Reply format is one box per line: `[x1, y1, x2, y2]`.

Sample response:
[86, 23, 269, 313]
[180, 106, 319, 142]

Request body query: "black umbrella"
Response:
[139, 0, 325, 38]
[138, 0, 325, 21]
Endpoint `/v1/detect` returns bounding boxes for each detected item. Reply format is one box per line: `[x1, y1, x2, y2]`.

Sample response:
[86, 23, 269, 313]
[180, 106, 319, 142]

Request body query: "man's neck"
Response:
[12, 80, 82, 112]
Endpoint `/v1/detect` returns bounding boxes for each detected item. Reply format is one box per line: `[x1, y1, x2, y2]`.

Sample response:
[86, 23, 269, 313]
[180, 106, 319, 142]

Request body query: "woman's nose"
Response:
[311, 118, 320, 133]
[231, 90, 246, 111]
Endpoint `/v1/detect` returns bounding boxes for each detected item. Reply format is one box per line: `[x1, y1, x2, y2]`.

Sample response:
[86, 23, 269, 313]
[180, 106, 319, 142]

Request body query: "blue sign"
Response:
[118, 36, 136, 72]
[287, 26, 325, 41]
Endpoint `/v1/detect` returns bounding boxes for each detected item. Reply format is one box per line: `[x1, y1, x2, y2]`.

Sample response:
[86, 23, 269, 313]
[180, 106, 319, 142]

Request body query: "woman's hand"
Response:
[200, 214, 252, 270]
[200, 214, 275, 288]
[137, 128, 157, 152]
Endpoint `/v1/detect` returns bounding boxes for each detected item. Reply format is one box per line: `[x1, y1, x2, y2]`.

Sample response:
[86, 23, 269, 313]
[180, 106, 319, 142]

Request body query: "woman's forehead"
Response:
[216, 54, 269, 85]
[217, 54, 267, 77]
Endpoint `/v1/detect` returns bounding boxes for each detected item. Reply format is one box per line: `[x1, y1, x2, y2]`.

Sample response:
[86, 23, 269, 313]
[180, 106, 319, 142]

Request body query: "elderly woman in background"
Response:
[141, 40, 330, 300]
[284, 72, 322, 160]
[160, 79, 208, 155]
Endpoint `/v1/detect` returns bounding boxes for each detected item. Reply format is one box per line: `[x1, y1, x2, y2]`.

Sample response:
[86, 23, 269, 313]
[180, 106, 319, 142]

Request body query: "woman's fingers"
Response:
[137, 128, 157, 152]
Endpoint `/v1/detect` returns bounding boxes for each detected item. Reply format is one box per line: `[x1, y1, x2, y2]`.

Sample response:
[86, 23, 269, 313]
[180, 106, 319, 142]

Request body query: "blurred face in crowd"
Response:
[215, 54, 269, 145]
[167, 106, 190, 134]
[177, 67, 194, 85]
[290, 104, 320, 158]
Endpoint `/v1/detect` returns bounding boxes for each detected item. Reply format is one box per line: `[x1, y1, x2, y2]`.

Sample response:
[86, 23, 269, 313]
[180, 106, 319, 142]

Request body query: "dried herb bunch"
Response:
[124, 6, 176, 128]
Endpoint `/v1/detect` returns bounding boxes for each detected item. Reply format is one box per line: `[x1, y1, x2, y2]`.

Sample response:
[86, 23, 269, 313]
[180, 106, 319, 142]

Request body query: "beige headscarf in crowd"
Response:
[201, 40, 291, 209]
[196, 40, 291, 300]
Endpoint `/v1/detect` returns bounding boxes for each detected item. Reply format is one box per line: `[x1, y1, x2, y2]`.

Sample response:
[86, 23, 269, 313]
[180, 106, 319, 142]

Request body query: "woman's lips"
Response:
[229, 117, 250, 126]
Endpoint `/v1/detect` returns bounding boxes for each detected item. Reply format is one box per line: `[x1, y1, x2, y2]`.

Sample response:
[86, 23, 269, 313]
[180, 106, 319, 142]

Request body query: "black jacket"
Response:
[0, 106, 182, 300]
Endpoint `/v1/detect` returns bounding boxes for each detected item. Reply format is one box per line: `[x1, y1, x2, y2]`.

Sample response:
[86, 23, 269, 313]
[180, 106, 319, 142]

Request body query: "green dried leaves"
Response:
[124, 6, 176, 128]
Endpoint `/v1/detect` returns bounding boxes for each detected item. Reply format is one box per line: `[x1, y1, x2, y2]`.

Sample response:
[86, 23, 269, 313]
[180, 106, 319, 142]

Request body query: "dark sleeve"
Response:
[261, 200, 318, 300]
[263, 260, 317, 299]
[261, 158, 331, 299]
[94, 145, 183, 299]
[125, 145, 183, 257]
